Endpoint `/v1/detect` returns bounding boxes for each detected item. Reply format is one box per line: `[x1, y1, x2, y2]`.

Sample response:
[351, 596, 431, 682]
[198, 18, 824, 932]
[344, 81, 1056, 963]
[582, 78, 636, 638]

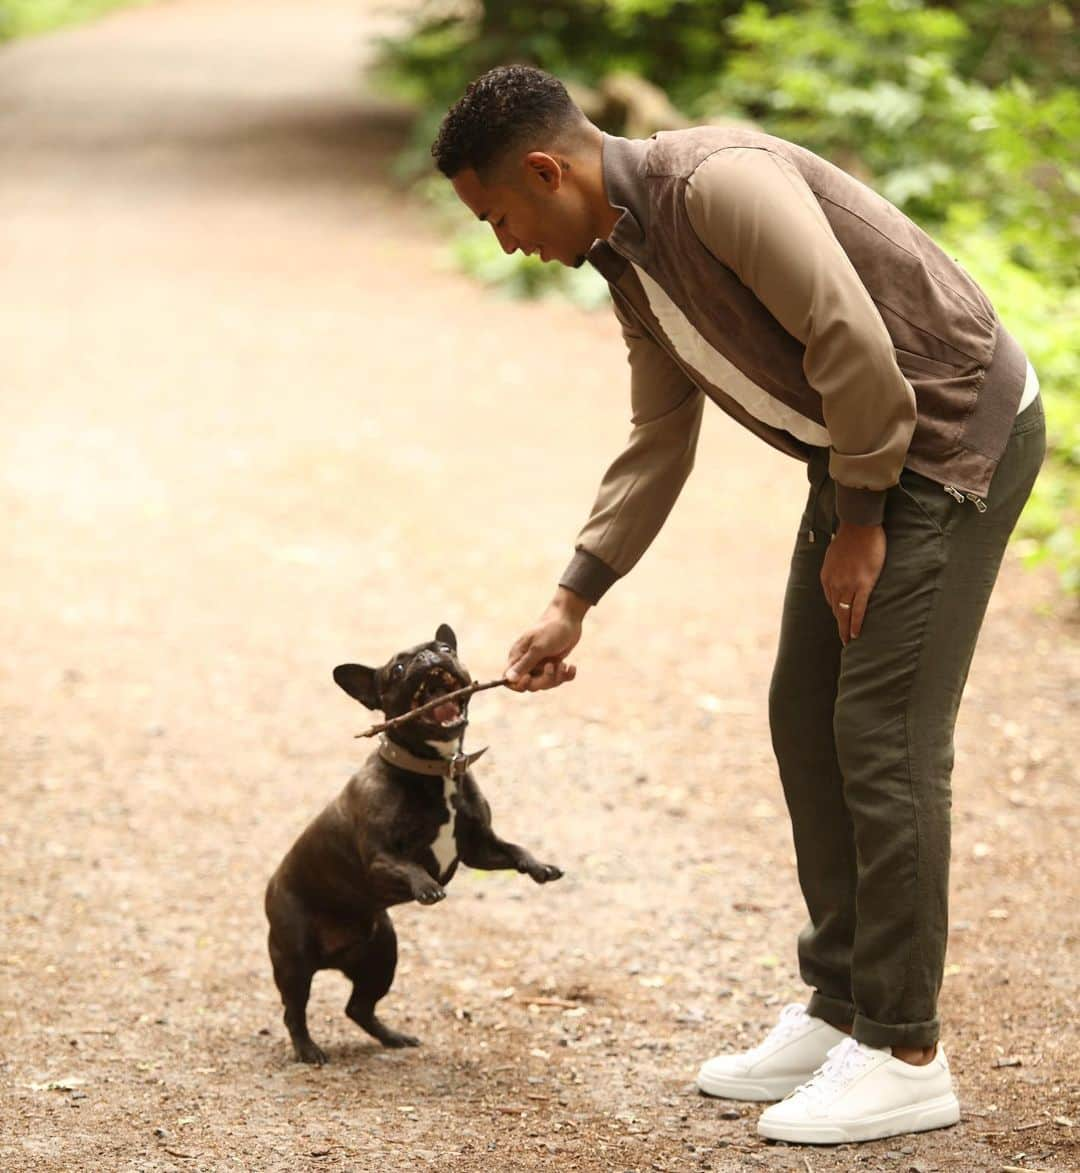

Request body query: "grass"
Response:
[0, 0, 149, 40]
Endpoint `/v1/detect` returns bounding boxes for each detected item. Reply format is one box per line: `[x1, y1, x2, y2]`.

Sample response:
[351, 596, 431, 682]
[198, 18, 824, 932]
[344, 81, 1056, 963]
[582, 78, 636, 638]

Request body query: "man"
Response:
[431, 65, 1045, 1144]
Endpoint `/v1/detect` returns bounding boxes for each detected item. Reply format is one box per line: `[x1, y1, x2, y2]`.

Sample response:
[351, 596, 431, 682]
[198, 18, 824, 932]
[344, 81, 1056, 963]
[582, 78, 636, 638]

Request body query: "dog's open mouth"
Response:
[413, 668, 469, 727]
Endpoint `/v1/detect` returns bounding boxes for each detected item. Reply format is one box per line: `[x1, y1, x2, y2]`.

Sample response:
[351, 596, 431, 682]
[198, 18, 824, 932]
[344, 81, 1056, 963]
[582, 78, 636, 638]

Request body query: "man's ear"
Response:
[332, 664, 380, 710]
[435, 623, 457, 651]
[525, 151, 562, 190]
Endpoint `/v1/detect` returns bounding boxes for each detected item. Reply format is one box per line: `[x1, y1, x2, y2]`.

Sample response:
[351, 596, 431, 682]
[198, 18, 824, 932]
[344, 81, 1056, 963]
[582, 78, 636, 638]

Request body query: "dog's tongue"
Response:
[432, 699, 460, 724]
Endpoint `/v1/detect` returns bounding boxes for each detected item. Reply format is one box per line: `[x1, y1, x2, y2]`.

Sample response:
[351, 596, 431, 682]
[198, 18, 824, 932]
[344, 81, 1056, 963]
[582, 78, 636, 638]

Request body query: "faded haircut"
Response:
[431, 65, 586, 181]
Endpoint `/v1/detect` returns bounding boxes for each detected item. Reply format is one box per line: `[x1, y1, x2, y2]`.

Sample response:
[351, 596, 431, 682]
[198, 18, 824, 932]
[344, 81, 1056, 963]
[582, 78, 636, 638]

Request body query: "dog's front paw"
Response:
[527, 861, 563, 884]
[379, 1028, 421, 1048]
[414, 882, 447, 906]
[293, 1038, 329, 1066]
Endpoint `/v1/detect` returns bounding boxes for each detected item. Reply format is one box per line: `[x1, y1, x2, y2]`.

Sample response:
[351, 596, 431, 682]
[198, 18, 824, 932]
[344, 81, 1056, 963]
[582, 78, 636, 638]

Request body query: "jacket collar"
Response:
[587, 132, 652, 276]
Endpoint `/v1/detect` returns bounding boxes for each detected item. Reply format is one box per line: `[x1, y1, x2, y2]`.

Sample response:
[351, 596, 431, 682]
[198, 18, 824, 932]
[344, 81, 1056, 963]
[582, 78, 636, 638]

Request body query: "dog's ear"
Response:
[333, 664, 380, 710]
[435, 623, 457, 651]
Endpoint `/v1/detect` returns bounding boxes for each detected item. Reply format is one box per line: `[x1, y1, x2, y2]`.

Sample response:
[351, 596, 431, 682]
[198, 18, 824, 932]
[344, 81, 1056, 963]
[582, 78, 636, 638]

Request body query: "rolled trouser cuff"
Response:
[806, 991, 855, 1030]
[853, 1012, 940, 1050]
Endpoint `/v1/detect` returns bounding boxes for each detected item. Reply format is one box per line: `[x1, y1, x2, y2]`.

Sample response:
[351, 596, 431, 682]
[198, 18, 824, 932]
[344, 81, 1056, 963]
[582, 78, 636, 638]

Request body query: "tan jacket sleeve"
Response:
[685, 147, 916, 525]
[559, 292, 705, 604]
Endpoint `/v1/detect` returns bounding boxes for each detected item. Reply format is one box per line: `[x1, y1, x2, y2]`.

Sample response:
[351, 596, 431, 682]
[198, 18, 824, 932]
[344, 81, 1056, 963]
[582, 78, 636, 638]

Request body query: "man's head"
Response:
[431, 65, 612, 269]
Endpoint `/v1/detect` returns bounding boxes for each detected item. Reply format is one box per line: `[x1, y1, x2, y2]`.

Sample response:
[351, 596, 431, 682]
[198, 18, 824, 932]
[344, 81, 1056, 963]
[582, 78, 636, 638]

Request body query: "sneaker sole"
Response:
[757, 1091, 961, 1144]
[696, 1068, 809, 1102]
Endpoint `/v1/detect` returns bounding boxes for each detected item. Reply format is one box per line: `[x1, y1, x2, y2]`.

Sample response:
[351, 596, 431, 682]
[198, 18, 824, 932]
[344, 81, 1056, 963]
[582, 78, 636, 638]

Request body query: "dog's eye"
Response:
[392, 663, 405, 678]
[438, 643, 450, 653]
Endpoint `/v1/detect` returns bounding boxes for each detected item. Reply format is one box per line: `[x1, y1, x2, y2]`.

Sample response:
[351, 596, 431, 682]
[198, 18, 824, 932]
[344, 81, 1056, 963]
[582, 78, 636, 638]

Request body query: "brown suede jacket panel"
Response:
[560, 128, 1028, 605]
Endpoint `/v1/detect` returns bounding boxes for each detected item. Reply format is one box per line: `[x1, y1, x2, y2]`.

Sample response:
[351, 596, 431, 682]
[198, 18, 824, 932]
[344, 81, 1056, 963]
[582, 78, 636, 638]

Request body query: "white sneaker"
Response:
[756, 1036, 961, 1144]
[696, 1003, 849, 1101]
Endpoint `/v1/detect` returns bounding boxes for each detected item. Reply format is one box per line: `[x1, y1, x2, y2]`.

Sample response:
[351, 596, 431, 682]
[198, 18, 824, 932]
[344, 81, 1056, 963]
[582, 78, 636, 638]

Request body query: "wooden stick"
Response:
[516, 996, 583, 1009]
[355, 678, 510, 738]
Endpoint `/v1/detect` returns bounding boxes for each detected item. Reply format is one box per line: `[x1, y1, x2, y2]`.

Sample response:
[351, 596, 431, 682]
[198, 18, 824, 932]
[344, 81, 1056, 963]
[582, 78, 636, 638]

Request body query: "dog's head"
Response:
[333, 624, 472, 751]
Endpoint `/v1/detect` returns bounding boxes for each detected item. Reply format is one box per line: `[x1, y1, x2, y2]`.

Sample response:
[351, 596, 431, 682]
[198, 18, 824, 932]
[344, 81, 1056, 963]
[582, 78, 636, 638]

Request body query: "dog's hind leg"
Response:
[342, 911, 419, 1048]
[265, 875, 328, 1064]
[268, 927, 327, 1065]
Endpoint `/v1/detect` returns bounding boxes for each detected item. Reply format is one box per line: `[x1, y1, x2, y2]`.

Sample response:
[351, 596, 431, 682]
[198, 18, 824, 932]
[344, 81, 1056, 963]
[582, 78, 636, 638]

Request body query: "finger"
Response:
[850, 587, 869, 640]
[527, 660, 558, 691]
[836, 599, 853, 646]
[505, 631, 531, 665]
[820, 576, 840, 636]
[505, 640, 542, 685]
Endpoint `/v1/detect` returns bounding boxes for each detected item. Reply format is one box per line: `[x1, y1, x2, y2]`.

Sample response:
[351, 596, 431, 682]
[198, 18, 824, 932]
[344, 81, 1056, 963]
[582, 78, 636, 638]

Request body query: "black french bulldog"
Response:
[264, 623, 563, 1064]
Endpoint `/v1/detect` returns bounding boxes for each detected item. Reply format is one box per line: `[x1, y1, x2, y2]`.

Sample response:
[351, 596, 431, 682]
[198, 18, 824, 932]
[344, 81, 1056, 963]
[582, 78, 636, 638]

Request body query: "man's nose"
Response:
[493, 224, 521, 255]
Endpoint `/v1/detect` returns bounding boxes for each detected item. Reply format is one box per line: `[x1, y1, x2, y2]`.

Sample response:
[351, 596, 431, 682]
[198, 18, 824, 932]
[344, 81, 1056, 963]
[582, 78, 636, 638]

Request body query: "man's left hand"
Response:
[820, 521, 887, 645]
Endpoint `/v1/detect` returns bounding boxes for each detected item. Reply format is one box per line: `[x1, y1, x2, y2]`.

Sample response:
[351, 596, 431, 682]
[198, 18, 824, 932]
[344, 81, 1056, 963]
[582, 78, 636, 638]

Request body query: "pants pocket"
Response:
[892, 469, 958, 538]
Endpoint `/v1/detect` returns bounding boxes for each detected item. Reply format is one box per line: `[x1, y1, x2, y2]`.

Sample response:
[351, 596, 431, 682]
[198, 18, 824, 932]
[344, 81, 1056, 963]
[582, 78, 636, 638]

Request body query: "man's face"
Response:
[451, 155, 593, 269]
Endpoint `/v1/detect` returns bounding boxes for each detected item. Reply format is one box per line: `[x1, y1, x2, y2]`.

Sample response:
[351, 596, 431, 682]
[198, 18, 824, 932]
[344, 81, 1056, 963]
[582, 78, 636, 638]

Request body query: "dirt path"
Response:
[1, 2, 1077, 1170]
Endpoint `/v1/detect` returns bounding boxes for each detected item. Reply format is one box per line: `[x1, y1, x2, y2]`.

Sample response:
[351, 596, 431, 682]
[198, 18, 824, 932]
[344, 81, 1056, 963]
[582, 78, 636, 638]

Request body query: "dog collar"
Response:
[377, 737, 488, 781]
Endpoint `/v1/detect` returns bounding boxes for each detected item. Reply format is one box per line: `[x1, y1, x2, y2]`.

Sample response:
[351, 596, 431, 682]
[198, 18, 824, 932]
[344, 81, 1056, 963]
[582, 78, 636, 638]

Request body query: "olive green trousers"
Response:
[769, 396, 1046, 1049]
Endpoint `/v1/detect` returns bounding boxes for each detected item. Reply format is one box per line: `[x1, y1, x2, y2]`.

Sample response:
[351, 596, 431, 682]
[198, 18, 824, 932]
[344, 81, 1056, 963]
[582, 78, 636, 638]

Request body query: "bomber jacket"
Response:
[559, 128, 1030, 605]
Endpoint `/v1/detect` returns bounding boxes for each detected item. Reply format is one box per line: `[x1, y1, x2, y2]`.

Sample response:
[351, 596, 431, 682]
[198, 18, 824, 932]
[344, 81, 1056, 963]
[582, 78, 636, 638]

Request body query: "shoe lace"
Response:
[795, 1037, 876, 1105]
[744, 1003, 812, 1060]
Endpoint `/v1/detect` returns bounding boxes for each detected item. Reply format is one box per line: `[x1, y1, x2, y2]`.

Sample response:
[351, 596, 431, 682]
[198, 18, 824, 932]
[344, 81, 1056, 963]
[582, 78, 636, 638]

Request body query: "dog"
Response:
[264, 623, 563, 1064]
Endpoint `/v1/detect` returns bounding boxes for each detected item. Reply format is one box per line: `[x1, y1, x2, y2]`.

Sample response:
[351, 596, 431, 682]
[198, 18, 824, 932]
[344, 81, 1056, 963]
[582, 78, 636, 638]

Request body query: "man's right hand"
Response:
[504, 586, 590, 692]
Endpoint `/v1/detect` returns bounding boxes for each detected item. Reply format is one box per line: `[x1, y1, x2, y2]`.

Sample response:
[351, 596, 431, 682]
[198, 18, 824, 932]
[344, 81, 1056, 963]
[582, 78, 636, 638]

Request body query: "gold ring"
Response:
[838, 602, 852, 610]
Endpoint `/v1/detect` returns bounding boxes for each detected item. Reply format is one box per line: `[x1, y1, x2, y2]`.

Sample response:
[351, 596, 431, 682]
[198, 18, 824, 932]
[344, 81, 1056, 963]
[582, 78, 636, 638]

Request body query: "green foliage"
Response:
[0, 0, 146, 40]
[704, 2, 1079, 280]
[940, 212, 1080, 590]
[370, 0, 758, 143]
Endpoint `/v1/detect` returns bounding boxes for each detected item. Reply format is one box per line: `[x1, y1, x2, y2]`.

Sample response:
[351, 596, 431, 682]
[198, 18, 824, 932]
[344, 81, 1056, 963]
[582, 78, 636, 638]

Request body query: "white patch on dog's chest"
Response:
[431, 774, 458, 878]
[422, 734, 462, 880]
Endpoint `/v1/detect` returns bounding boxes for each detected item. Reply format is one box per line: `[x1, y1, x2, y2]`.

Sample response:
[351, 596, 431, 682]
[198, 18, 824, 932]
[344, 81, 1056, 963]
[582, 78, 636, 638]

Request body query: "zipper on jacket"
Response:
[943, 484, 988, 512]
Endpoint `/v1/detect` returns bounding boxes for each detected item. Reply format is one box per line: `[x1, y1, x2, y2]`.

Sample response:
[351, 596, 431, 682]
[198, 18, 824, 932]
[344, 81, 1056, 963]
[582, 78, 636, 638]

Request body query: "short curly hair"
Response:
[431, 65, 584, 180]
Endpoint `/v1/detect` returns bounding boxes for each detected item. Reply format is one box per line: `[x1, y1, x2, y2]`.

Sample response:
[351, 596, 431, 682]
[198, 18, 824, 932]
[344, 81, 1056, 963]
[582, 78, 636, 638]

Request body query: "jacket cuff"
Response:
[835, 484, 888, 526]
[558, 549, 620, 605]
